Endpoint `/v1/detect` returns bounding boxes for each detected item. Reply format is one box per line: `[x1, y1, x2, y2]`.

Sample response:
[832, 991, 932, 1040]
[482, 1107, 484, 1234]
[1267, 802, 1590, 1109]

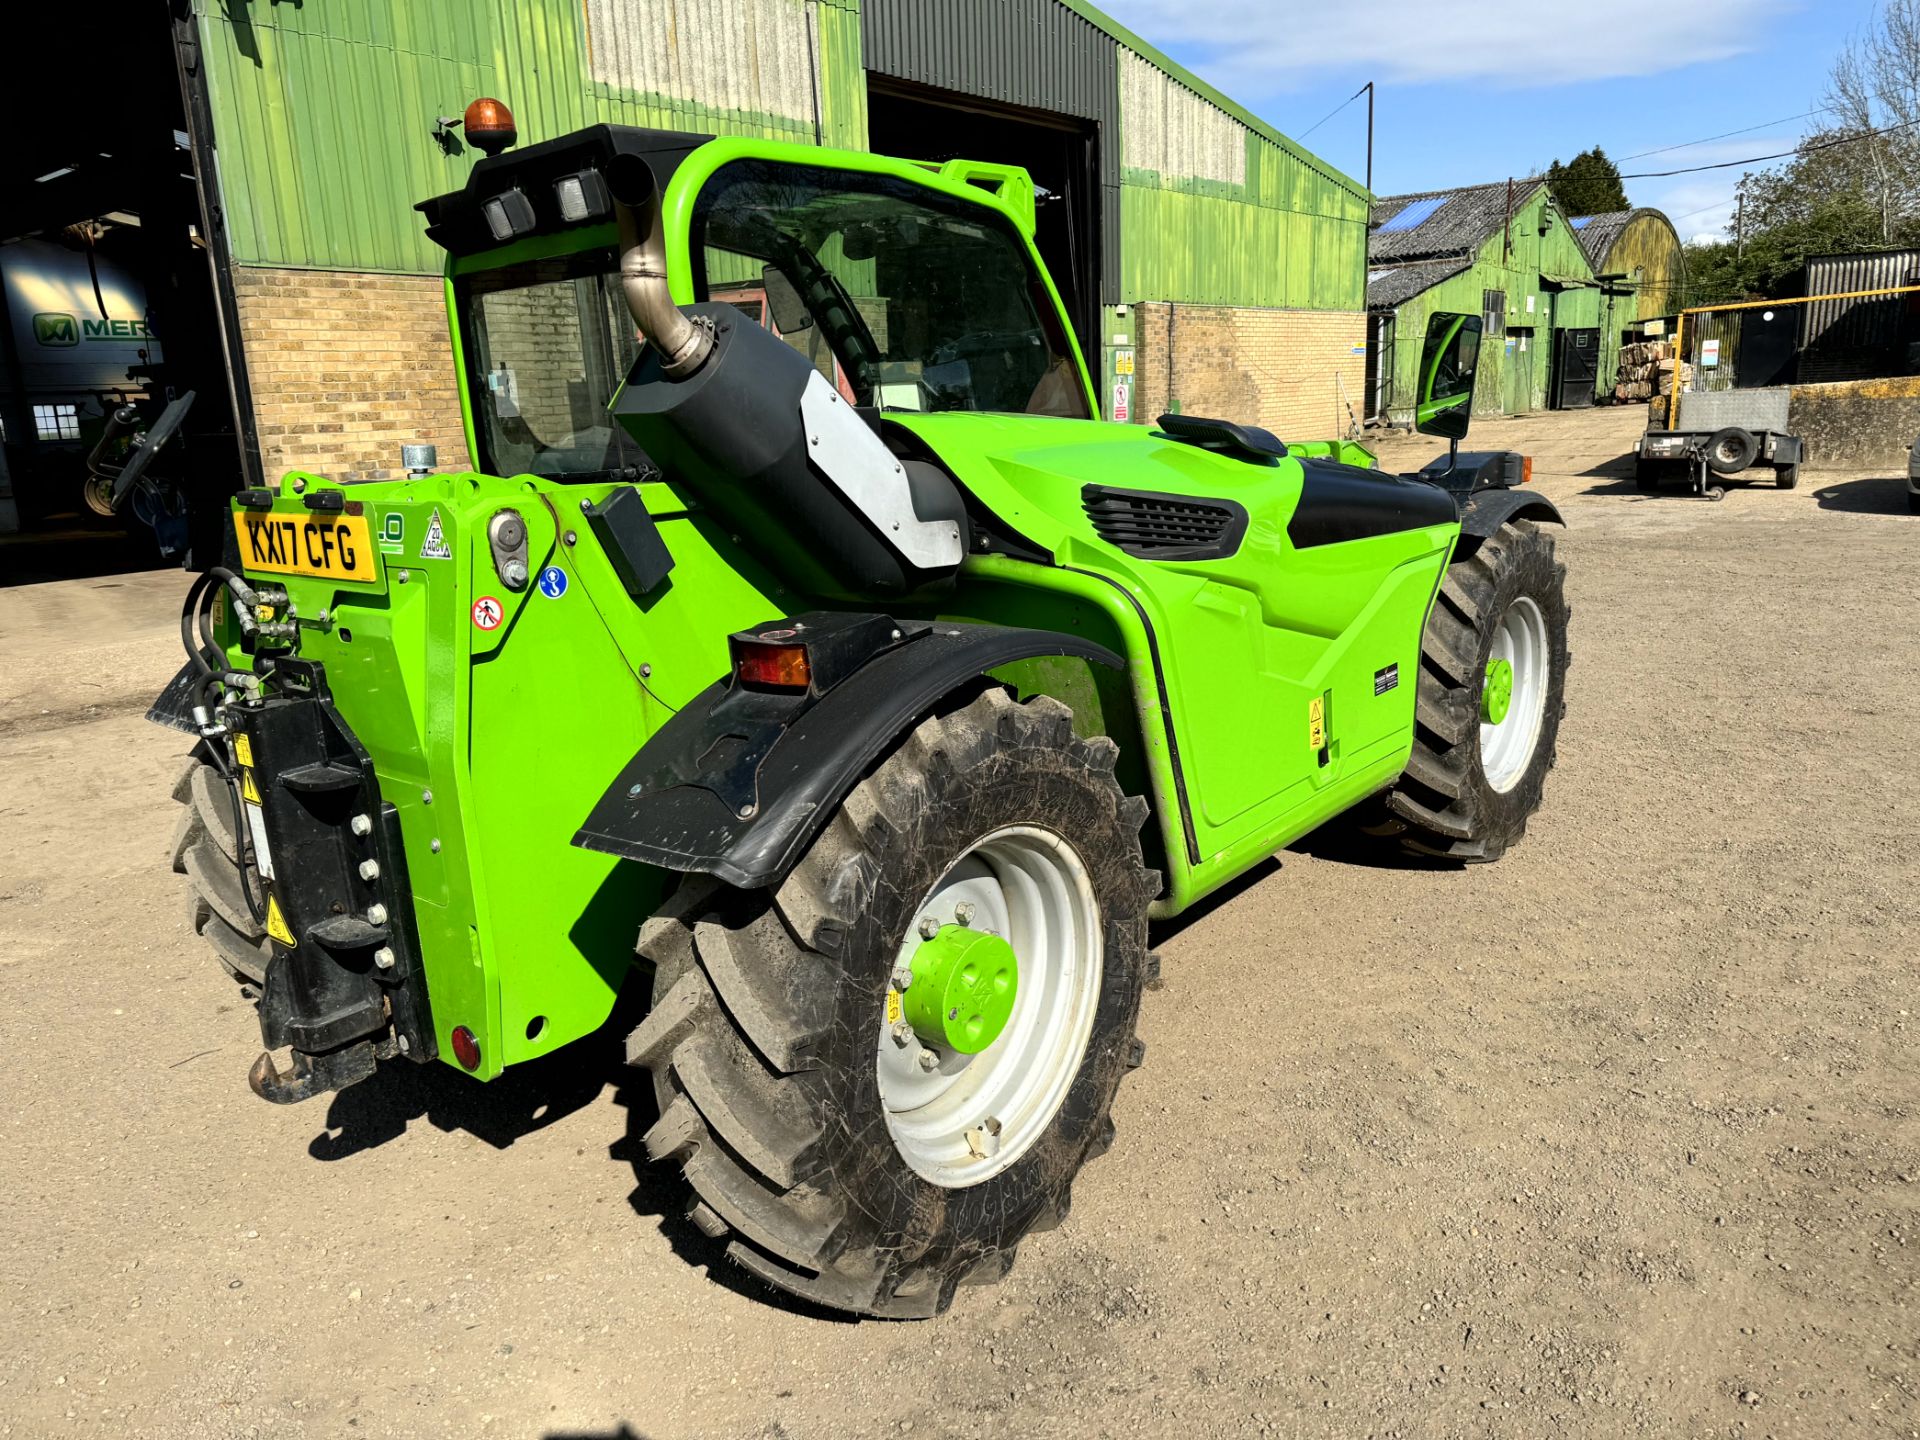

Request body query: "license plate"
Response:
[232, 512, 378, 582]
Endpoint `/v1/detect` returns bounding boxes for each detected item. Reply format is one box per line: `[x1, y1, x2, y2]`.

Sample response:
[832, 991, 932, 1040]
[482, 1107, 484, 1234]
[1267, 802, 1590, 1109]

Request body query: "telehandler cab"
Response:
[156, 126, 1569, 1317]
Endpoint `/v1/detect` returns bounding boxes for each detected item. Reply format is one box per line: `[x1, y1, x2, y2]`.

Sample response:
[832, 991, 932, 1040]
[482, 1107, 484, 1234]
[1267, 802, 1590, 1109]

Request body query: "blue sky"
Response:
[1098, 0, 1883, 241]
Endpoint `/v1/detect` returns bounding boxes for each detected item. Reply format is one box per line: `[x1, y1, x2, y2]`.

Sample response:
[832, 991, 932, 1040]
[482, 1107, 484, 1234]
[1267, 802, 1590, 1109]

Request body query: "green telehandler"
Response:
[155, 125, 1569, 1317]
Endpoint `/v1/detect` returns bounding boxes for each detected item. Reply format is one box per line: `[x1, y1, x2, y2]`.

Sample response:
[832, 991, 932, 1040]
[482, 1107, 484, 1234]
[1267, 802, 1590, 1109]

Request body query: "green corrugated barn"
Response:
[1364, 182, 1621, 423]
[0, 0, 1378, 536]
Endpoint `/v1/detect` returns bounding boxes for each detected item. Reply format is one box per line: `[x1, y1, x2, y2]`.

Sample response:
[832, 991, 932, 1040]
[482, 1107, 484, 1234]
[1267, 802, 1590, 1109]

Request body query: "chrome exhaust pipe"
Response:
[605, 153, 712, 381]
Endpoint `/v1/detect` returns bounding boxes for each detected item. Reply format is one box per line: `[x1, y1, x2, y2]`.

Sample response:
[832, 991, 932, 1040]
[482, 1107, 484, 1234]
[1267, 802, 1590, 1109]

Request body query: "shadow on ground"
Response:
[1812, 475, 1914, 515]
[309, 1007, 636, 1160]
[0, 521, 171, 586]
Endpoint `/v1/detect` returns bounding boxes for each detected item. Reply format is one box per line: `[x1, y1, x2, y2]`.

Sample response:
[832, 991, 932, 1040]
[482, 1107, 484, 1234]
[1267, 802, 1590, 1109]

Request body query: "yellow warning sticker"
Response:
[233, 734, 253, 768]
[264, 894, 296, 948]
[885, 989, 904, 1026]
[239, 767, 263, 805]
[1308, 696, 1327, 750]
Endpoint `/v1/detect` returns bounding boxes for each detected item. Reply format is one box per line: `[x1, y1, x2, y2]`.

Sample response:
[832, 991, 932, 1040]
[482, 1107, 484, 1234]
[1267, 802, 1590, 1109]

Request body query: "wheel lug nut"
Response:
[366, 903, 389, 925]
[890, 965, 914, 991]
[917, 915, 941, 940]
[953, 901, 975, 926]
[349, 813, 373, 836]
[373, 947, 396, 970]
[358, 859, 381, 881]
[890, 1021, 915, 1048]
[916, 1047, 941, 1072]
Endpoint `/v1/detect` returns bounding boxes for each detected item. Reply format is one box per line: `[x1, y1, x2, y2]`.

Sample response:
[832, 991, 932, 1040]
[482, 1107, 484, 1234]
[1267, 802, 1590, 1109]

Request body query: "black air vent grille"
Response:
[1081, 485, 1248, 560]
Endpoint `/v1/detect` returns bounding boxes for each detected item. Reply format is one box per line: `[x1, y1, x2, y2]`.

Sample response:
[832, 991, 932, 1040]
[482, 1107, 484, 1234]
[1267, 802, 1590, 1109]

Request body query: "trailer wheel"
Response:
[1774, 463, 1800, 490]
[1705, 427, 1758, 476]
[629, 688, 1157, 1317]
[170, 748, 271, 989]
[1381, 519, 1569, 863]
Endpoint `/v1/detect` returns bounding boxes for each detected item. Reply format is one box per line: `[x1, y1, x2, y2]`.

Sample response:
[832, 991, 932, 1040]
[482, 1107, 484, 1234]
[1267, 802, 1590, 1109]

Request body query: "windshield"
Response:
[693, 160, 1090, 419]
[460, 248, 654, 481]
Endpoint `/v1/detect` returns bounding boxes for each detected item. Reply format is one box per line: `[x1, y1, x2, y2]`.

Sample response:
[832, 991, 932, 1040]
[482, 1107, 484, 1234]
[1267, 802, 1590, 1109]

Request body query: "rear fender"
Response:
[572, 616, 1124, 889]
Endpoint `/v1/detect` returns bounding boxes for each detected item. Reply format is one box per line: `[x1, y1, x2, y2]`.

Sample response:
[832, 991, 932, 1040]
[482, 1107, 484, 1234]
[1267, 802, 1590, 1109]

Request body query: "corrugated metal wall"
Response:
[1799, 250, 1920, 384]
[197, 0, 1368, 317]
[196, 0, 866, 274]
[1117, 60, 1369, 311]
[860, 0, 1121, 302]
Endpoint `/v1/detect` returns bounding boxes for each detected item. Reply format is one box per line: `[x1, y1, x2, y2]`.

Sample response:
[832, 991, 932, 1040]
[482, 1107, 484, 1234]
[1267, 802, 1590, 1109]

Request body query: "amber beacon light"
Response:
[463, 97, 517, 156]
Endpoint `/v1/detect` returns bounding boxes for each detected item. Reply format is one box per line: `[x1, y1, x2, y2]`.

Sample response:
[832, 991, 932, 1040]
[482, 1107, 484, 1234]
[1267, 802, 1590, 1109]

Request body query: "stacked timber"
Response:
[1612, 340, 1685, 402]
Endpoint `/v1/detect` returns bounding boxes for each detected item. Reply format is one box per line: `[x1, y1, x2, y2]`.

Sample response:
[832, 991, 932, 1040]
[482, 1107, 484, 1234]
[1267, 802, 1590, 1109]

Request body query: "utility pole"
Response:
[1735, 193, 1743, 258]
[1363, 81, 1374, 193]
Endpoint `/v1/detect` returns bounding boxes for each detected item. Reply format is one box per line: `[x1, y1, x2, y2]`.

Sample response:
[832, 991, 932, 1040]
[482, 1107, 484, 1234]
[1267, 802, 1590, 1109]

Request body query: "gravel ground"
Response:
[1, 407, 1914, 1439]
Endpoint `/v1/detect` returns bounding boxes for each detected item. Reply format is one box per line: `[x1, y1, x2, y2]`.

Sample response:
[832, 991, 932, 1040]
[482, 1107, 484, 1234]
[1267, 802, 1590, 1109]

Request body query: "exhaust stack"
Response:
[606, 154, 713, 381]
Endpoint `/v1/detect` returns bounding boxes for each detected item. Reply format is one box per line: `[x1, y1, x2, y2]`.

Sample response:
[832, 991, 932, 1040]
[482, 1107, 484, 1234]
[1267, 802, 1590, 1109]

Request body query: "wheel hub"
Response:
[904, 925, 1019, 1054]
[1482, 656, 1514, 724]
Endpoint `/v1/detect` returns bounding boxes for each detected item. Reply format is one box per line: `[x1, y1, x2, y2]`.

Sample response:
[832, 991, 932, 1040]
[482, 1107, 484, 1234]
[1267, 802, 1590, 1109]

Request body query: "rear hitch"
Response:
[249, 1041, 378, 1105]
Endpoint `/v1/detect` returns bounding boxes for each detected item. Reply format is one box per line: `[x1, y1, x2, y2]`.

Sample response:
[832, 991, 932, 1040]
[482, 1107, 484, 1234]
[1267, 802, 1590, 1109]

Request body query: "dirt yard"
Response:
[2, 406, 1914, 1439]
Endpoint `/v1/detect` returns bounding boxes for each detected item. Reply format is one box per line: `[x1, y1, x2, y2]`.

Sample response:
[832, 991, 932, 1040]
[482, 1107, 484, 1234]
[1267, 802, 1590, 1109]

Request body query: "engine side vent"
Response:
[1081, 485, 1249, 561]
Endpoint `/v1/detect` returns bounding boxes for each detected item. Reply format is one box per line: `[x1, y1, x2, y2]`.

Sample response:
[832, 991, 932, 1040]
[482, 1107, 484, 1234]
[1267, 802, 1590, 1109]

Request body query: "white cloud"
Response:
[1099, 0, 1791, 91]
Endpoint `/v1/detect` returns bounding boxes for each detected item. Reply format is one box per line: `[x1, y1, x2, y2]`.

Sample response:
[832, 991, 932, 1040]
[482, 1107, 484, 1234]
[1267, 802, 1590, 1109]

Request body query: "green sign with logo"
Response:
[29, 312, 151, 347]
[33, 312, 78, 347]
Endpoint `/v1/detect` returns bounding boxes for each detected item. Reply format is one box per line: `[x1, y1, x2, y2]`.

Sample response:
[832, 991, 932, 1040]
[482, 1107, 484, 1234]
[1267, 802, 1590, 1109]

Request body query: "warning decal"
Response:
[886, 989, 904, 1027]
[419, 510, 453, 560]
[471, 595, 504, 631]
[264, 895, 296, 948]
[239, 767, 263, 805]
[1308, 696, 1327, 750]
[233, 734, 253, 768]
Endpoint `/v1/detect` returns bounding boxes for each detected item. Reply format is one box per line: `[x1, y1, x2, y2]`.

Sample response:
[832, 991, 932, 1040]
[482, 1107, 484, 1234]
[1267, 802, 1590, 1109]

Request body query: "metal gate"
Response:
[1365, 313, 1395, 421]
[1552, 328, 1598, 409]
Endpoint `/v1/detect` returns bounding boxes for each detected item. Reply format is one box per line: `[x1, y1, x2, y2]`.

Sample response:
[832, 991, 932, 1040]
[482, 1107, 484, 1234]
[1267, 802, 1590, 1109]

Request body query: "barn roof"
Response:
[1569, 209, 1667, 269]
[1366, 257, 1472, 310]
[1368, 181, 1547, 264]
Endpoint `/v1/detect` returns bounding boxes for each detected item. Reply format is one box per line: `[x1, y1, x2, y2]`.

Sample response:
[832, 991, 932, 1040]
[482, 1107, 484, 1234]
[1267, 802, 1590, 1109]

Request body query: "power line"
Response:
[1616, 108, 1829, 162]
[1298, 84, 1368, 141]
[1618, 119, 1917, 178]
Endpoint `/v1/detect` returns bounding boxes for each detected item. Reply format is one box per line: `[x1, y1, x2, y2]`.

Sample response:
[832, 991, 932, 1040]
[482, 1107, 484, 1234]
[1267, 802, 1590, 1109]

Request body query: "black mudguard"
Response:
[1457, 486, 1563, 541]
[573, 619, 1124, 890]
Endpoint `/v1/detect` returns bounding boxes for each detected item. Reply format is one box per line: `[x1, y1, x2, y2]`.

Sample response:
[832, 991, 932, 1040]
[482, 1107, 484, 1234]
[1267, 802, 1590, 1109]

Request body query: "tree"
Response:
[1823, 0, 1920, 242]
[1681, 1, 1920, 306]
[1545, 147, 1629, 217]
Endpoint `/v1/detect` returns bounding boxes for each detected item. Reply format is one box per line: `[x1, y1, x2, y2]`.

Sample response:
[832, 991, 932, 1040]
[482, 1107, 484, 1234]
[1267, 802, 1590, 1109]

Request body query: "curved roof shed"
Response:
[1570, 209, 1685, 321]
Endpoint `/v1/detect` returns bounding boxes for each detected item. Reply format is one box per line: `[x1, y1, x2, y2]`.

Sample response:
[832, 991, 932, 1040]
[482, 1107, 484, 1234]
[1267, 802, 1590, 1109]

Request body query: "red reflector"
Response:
[731, 637, 812, 690]
[451, 1025, 482, 1071]
[1521, 455, 1534, 485]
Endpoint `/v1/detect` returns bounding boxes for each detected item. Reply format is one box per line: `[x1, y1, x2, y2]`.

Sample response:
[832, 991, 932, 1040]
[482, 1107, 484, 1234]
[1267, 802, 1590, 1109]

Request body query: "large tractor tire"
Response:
[1383, 518, 1570, 862]
[629, 688, 1158, 1317]
[170, 746, 272, 990]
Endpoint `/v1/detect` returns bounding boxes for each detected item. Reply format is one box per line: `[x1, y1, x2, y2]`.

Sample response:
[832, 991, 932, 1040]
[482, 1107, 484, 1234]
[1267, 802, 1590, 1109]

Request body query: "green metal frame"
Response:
[219, 134, 1463, 1081]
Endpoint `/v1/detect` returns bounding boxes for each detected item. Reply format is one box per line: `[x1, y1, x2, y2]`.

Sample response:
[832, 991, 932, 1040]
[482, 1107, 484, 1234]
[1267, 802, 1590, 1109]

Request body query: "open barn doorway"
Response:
[866, 80, 1103, 371]
[2, 4, 251, 581]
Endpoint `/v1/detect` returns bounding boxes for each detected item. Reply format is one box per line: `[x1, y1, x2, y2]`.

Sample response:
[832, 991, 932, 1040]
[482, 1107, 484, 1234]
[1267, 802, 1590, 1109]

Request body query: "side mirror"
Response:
[1415, 312, 1481, 441]
[761, 264, 813, 335]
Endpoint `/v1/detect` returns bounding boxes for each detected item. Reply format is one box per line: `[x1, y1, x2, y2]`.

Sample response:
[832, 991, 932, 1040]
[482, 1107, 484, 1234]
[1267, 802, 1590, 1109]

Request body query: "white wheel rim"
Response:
[877, 825, 1102, 1189]
[1480, 595, 1550, 793]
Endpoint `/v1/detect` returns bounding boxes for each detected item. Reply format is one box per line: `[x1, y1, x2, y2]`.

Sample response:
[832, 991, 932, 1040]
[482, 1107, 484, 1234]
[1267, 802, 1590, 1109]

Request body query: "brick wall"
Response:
[1132, 303, 1368, 442]
[233, 267, 470, 483]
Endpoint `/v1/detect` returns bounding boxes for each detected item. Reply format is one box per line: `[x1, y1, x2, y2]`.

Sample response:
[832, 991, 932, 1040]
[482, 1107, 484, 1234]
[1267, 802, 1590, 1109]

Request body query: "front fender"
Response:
[572, 619, 1124, 890]
[1457, 486, 1563, 541]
